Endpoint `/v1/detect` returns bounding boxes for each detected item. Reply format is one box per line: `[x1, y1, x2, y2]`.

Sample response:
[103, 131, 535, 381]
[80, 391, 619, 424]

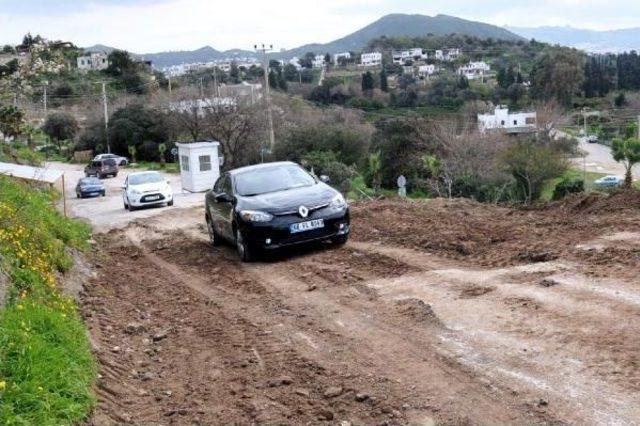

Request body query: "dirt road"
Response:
[80, 193, 640, 425]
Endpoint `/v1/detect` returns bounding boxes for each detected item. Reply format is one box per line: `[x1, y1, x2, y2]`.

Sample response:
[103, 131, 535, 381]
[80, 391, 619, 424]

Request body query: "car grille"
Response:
[273, 203, 330, 217]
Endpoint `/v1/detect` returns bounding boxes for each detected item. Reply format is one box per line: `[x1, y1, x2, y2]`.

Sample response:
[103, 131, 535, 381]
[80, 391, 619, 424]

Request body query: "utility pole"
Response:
[582, 108, 588, 137]
[637, 115, 640, 140]
[97, 81, 111, 153]
[199, 77, 204, 98]
[42, 81, 48, 117]
[255, 43, 275, 161]
[167, 75, 172, 101]
[213, 68, 219, 98]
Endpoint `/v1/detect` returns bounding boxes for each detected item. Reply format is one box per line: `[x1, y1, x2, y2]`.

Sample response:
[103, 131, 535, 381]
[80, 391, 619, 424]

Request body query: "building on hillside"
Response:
[77, 52, 109, 72]
[289, 57, 303, 71]
[218, 81, 263, 102]
[333, 52, 351, 65]
[477, 106, 537, 134]
[360, 52, 382, 67]
[312, 55, 326, 68]
[392, 48, 427, 65]
[457, 61, 491, 80]
[418, 64, 438, 78]
[435, 48, 461, 62]
[169, 98, 237, 116]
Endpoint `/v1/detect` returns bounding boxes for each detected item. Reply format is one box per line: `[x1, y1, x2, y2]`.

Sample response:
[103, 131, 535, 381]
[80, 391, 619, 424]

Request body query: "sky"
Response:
[1, 0, 638, 53]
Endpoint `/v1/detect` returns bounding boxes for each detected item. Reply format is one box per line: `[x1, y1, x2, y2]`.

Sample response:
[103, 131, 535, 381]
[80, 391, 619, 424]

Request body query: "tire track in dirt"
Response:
[352, 242, 640, 425]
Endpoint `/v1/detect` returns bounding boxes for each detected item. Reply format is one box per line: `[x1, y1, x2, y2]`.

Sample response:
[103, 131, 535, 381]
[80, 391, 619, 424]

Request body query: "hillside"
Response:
[280, 14, 523, 58]
[508, 25, 640, 53]
[85, 13, 524, 68]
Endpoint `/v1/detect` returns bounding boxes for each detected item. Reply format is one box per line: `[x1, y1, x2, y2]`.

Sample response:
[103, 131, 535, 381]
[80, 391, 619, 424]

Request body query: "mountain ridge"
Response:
[85, 13, 524, 68]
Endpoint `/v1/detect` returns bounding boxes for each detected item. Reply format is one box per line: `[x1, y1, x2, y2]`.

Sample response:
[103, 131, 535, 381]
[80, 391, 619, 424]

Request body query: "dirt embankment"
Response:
[82, 193, 640, 425]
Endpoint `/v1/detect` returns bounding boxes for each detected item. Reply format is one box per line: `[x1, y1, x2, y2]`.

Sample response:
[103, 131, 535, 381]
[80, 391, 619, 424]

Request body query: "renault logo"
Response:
[298, 205, 309, 218]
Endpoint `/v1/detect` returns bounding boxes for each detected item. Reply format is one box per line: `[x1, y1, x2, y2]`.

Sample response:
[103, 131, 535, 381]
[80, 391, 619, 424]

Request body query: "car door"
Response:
[122, 176, 129, 203]
[209, 174, 234, 240]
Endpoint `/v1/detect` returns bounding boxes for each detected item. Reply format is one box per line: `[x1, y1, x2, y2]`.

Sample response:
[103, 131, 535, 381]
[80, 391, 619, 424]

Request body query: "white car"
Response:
[594, 175, 623, 188]
[122, 171, 173, 211]
[95, 153, 129, 166]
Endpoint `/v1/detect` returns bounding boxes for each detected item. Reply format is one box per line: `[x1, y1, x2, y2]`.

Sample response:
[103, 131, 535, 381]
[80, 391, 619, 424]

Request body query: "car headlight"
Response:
[240, 210, 273, 222]
[329, 193, 347, 209]
[130, 188, 141, 195]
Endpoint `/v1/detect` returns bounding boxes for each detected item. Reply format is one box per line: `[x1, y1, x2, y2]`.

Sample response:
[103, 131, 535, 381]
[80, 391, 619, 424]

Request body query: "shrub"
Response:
[553, 176, 585, 200]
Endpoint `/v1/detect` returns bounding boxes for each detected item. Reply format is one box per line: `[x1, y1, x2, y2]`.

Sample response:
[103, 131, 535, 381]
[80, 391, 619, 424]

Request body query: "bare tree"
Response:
[201, 103, 265, 169]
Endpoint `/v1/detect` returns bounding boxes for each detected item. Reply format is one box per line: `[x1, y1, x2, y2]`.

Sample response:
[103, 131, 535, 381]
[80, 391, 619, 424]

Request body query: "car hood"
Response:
[239, 184, 337, 214]
[130, 182, 170, 193]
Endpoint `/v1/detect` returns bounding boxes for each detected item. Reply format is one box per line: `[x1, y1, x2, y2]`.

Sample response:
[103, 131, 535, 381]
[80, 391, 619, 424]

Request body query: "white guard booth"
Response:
[176, 141, 221, 192]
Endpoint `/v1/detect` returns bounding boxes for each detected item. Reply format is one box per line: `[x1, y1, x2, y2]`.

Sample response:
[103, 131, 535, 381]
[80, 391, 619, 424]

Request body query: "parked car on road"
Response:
[75, 177, 106, 198]
[84, 158, 119, 178]
[204, 161, 350, 262]
[594, 175, 623, 188]
[94, 153, 129, 166]
[122, 171, 173, 211]
[585, 135, 599, 144]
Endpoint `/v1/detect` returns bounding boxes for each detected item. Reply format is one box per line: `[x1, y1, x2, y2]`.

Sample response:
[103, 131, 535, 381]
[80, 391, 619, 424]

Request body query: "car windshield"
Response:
[129, 173, 164, 185]
[80, 178, 101, 185]
[235, 165, 316, 196]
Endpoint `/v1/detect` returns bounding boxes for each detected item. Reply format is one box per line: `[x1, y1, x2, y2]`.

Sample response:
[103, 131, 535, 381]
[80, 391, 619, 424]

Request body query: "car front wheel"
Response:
[206, 216, 222, 247]
[235, 229, 254, 262]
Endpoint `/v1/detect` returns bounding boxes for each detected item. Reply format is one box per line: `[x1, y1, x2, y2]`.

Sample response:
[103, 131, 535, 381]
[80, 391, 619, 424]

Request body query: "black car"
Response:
[75, 177, 106, 198]
[205, 162, 350, 261]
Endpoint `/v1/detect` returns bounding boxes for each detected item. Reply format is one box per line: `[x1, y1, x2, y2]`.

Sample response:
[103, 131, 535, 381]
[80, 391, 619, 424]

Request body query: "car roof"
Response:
[228, 161, 298, 176]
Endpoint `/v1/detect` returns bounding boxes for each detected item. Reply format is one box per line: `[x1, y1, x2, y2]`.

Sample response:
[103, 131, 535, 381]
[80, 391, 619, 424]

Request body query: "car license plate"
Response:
[146, 195, 160, 201]
[290, 219, 324, 234]
[90, 192, 98, 196]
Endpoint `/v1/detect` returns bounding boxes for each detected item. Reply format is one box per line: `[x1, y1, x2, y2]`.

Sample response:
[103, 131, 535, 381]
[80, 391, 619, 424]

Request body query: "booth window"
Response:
[181, 155, 189, 171]
[199, 155, 212, 172]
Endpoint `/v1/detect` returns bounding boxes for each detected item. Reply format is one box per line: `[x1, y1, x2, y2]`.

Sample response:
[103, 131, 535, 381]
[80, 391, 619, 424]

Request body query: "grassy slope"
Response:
[0, 177, 95, 425]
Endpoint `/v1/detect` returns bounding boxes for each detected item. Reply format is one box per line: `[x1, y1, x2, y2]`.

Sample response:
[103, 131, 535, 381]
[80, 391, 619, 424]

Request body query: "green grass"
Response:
[0, 176, 96, 425]
[540, 169, 608, 201]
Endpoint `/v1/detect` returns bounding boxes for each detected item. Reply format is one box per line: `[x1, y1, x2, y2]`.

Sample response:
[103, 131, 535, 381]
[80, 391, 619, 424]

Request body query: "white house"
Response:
[409, 48, 427, 60]
[392, 48, 427, 65]
[478, 106, 537, 133]
[312, 55, 326, 68]
[418, 64, 438, 78]
[333, 52, 351, 64]
[457, 61, 491, 80]
[435, 48, 461, 62]
[77, 52, 108, 72]
[289, 57, 303, 71]
[360, 52, 382, 67]
[176, 141, 221, 192]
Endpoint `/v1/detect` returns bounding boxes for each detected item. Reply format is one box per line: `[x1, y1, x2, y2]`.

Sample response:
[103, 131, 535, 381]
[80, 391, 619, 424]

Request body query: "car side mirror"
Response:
[319, 175, 330, 183]
[120, 184, 126, 190]
[215, 192, 232, 203]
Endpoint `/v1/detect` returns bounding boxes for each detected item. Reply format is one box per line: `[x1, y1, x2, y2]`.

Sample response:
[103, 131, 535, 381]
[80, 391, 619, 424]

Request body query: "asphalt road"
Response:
[575, 138, 639, 179]
[46, 162, 204, 232]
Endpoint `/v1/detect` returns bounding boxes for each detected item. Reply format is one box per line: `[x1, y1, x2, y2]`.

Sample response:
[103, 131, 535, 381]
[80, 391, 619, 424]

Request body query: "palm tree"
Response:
[127, 145, 137, 164]
[158, 143, 167, 167]
[368, 152, 382, 194]
[612, 138, 640, 188]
